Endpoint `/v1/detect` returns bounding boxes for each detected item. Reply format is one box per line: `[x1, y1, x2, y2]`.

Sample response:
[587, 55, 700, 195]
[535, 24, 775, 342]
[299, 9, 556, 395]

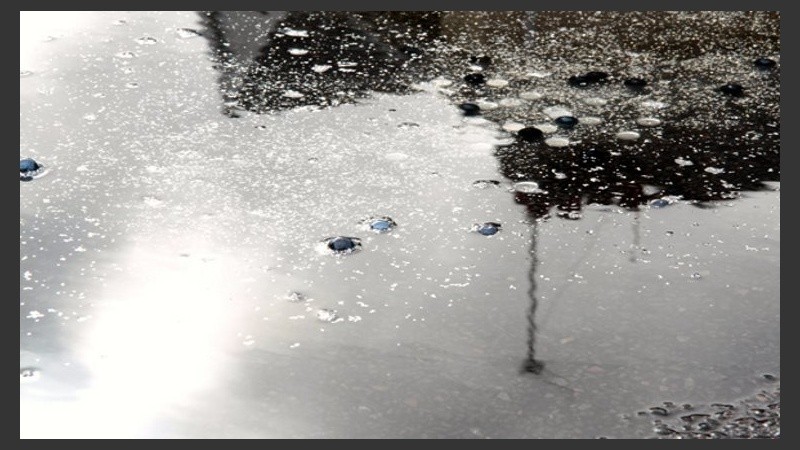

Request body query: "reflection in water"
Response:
[198, 11, 780, 377]
[523, 222, 544, 374]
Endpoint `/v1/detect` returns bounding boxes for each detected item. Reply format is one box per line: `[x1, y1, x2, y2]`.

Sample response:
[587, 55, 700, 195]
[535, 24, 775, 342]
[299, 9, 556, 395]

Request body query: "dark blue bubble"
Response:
[367, 216, 396, 232]
[624, 77, 647, 89]
[463, 73, 486, 85]
[649, 199, 671, 208]
[554, 116, 579, 128]
[474, 222, 501, 236]
[718, 83, 744, 97]
[324, 236, 361, 253]
[459, 103, 481, 116]
[517, 127, 544, 142]
[754, 57, 776, 69]
[19, 158, 40, 173]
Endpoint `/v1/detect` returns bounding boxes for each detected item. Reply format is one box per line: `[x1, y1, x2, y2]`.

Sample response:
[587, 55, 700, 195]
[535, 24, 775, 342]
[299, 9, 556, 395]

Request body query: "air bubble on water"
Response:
[499, 98, 523, 107]
[544, 137, 570, 147]
[579, 117, 603, 125]
[616, 131, 641, 141]
[583, 97, 608, 106]
[473, 179, 501, 189]
[176, 28, 202, 38]
[319, 236, 362, 255]
[281, 28, 309, 37]
[282, 90, 305, 98]
[486, 78, 509, 88]
[535, 123, 558, 133]
[475, 100, 498, 111]
[312, 64, 332, 73]
[704, 167, 725, 175]
[519, 91, 543, 100]
[288, 48, 309, 56]
[637, 117, 662, 127]
[543, 106, 573, 119]
[20, 368, 41, 383]
[675, 157, 694, 166]
[316, 309, 341, 323]
[690, 272, 703, 280]
[115, 51, 136, 59]
[135, 36, 158, 45]
[514, 181, 543, 193]
[472, 222, 501, 236]
[502, 121, 525, 132]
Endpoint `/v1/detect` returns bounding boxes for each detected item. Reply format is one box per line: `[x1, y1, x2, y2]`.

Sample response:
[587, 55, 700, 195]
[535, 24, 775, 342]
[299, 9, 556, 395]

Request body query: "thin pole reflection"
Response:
[522, 220, 544, 374]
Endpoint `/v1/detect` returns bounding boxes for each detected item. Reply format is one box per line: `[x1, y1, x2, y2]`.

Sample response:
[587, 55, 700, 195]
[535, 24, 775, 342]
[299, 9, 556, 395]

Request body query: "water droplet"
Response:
[486, 78, 509, 88]
[459, 103, 481, 116]
[754, 57, 776, 69]
[135, 36, 158, 45]
[517, 127, 544, 142]
[690, 272, 703, 280]
[649, 198, 672, 208]
[176, 28, 202, 38]
[363, 216, 396, 233]
[472, 222, 501, 236]
[616, 131, 641, 141]
[397, 122, 419, 129]
[650, 406, 670, 416]
[718, 83, 744, 97]
[675, 157, 694, 166]
[513, 181, 543, 193]
[288, 48, 309, 56]
[473, 179, 501, 189]
[554, 116, 579, 128]
[323, 236, 362, 254]
[115, 51, 136, 59]
[544, 137, 570, 148]
[20, 367, 40, 383]
[704, 167, 725, 175]
[20, 158, 44, 181]
[636, 117, 662, 127]
[464, 73, 486, 85]
[312, 64, 332, 73]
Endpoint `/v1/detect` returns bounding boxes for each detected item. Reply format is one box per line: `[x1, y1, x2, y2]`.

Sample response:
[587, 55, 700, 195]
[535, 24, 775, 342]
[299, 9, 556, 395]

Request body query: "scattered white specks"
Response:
[27, 310, 45, 319]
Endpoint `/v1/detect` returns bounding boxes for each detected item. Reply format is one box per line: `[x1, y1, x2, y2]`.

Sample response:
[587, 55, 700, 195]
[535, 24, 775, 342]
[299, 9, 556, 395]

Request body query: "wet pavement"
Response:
[20, 11, 779, 438]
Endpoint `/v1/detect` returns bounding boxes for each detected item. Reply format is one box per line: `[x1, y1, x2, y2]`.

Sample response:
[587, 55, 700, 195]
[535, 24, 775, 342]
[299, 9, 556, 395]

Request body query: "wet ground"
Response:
[20, 11, 779, 438]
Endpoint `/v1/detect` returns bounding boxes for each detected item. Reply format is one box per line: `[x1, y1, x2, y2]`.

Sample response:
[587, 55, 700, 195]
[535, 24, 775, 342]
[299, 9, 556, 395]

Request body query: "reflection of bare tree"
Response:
[522, 221, 544, 374]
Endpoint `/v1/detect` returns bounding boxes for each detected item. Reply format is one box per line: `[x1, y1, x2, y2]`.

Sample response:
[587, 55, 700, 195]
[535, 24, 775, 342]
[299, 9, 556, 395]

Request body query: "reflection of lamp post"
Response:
[522, 221, 544, 374]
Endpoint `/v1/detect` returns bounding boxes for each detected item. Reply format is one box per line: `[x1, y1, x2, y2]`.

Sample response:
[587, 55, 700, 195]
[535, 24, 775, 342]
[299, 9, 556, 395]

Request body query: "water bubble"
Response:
[316, 309, 340, 323]
[20, 367, 40, 383]
[517, 127, 544, 142]
[286, 291, 308, 303]
[675, 157, 694, 166]
[583, 97, 608, 106]
[579, 117, 603, 126]
[282, 90, 304, 99]
[690, 272, 703, 280]
[459, 103, 481, 116]
[397, 122, 419, 129]
[115, 51, 136, 59]
[323, 236, 362, 254]
[544, 137, 570, 148]
[176, 28, 202, 38]
[718, 83, 744, 97]
[20, 158, 45, 181]
[649, 198, 672, 208]
[754, 57, 776, 69]
[486, 78, 509, 88]
[473, 179, 501, 189]
[554, 116, 579, 128]
[135, 36, 158, 45]
[363, 216, 396, 233]
[312, 64, 332, 73]
[513, 181, 543, 193]
[519, 91, 543, 100]
[616, 131, 641, 141]
[636, 117, 662, 127]
[650, 406, 670, 416]
[125, 82, 139, 89]
[472, 222, 501, 236]
[288, 48, 309, 56]
[463, 73, 486, 85]
[624, 77, 647, 90]
[704, 167, 725, 175]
